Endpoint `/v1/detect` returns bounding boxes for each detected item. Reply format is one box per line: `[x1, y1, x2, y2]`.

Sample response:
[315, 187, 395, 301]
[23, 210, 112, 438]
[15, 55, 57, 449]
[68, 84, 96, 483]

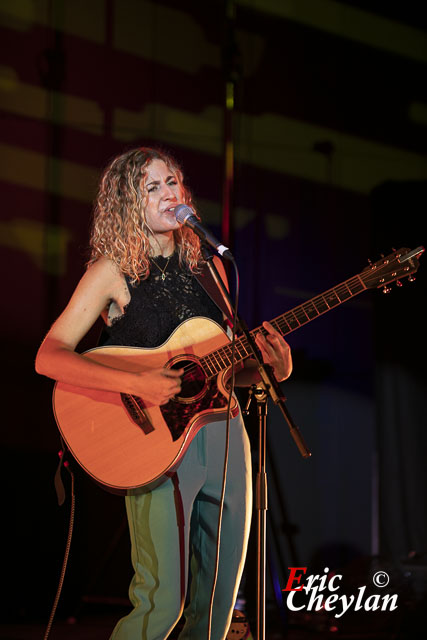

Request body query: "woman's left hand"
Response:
[255, 321, 293, 382]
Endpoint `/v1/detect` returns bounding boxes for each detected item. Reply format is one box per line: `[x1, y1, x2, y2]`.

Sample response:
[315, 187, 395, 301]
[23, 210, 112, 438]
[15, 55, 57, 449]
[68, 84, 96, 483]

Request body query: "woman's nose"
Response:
[161, 183, 177, 200]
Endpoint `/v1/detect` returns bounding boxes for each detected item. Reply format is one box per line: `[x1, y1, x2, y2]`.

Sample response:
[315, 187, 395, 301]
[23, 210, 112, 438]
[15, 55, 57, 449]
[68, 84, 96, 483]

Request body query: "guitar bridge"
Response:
[120, 393, 154, 434]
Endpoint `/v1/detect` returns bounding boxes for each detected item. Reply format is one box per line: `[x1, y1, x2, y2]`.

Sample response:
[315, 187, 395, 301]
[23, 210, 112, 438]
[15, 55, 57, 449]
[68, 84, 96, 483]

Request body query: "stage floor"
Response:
[0, 612, 405, 640]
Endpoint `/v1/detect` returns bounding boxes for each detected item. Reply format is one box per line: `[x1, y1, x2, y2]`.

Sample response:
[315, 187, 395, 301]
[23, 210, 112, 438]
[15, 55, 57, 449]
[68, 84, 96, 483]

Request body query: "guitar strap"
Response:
[195, 261, 235, 328]
[54, 439, 67, 506]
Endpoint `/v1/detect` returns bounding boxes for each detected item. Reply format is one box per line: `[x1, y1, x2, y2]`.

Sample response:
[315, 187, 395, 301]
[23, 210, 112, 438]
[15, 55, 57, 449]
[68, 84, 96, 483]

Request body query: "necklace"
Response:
[151, 255, 171, 281]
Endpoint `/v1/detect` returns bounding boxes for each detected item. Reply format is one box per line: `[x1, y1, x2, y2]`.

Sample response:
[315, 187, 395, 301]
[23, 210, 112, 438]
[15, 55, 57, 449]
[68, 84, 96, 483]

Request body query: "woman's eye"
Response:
[167, 180, 177, 186]
[148, 185, 158, 192]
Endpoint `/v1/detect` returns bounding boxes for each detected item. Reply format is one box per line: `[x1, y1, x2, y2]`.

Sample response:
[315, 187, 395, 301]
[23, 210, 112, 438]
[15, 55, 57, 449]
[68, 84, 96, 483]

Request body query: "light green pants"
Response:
[110, 413, 252, 640]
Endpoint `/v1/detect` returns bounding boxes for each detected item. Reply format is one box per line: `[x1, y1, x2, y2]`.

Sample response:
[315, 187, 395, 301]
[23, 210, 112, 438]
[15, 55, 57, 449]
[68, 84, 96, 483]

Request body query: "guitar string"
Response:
[172, 262, 406, 382]
[177, 281, 363, 379]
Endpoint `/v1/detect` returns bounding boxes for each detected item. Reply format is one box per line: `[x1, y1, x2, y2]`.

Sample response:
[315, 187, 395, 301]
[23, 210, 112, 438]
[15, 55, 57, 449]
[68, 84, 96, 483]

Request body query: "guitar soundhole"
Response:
[161, 356, 227, 442]
[170, 358, 207, 403]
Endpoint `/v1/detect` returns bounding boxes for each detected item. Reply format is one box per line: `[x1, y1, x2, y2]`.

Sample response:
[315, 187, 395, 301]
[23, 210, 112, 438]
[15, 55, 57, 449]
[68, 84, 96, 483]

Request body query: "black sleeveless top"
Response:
[101, 252, 223, 348]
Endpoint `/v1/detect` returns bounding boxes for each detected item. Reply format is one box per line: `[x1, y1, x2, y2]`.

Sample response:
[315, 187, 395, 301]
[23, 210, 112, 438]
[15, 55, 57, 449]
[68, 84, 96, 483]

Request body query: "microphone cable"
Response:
[206, 257, 240, 640]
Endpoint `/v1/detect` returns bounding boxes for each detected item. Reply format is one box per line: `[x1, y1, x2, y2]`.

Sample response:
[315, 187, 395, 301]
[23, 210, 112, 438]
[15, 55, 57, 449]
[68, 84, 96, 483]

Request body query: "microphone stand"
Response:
[201, 247, 311, 640]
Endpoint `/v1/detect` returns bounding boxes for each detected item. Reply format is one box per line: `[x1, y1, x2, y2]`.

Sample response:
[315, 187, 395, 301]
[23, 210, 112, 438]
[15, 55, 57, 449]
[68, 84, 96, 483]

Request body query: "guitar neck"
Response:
[200, 273, 367, 377]
[265, 273, 367, 339]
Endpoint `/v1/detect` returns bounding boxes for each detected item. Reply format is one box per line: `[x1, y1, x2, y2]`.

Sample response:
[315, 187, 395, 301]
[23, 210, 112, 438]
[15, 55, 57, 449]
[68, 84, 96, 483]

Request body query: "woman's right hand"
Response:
[132, 368, 184, 406]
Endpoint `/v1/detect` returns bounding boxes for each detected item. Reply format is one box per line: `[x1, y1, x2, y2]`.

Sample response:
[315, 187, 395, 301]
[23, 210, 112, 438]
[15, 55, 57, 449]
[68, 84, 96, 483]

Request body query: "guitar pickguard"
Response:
[160, 359, 228, 441]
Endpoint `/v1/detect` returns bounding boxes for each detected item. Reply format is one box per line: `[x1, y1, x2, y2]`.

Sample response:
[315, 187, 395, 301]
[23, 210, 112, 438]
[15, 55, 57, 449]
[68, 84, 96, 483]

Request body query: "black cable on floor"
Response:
[43, 460, 75, 640]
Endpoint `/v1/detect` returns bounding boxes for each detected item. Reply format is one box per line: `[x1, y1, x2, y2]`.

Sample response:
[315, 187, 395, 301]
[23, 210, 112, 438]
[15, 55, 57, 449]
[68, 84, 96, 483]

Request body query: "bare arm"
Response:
[35, 258, 182, 405]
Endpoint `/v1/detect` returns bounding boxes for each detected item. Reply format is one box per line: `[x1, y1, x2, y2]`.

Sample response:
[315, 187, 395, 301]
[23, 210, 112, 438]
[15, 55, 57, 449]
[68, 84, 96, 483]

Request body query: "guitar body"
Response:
[53, 317, 238, 494]
[52, 247, 424, 494]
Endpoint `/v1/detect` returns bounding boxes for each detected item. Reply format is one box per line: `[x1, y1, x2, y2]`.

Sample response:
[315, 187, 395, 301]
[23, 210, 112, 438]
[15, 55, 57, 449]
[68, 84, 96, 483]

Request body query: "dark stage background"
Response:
[1, 1, 426, 638]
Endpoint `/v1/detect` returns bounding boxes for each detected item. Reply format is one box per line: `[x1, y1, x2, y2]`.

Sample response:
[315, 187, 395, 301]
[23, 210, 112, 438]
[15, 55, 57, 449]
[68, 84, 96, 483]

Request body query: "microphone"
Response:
[174, 204, 234, 261]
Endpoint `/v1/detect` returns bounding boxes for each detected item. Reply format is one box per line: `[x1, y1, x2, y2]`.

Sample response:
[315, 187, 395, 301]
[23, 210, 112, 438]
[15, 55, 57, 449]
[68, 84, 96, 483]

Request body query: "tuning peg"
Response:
[408, 275, 416, 282]
[396, 280, 403, 287]
[382, 285, 392, 294]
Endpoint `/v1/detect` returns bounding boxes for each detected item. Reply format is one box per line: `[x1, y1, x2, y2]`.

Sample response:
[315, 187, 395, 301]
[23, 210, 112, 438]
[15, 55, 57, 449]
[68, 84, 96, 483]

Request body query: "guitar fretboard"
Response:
[200, 274, 366, 378]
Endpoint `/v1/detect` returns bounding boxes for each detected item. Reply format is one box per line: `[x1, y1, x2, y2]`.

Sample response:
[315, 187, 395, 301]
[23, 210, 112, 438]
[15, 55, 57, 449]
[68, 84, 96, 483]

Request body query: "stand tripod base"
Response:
[226, 609, 252, 639]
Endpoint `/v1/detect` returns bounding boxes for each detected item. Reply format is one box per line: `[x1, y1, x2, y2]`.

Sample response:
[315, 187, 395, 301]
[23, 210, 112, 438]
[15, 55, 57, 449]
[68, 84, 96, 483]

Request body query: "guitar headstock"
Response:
[361, 246, 425, 292]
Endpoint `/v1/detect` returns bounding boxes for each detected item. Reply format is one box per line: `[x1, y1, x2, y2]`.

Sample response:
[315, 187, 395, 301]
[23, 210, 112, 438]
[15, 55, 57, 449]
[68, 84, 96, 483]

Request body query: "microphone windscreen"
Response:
[174, 204, 195, 224]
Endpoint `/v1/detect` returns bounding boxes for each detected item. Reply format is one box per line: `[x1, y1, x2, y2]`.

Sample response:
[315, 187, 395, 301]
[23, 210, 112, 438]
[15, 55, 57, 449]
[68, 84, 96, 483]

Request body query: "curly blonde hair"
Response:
[88, 147, 202, 282]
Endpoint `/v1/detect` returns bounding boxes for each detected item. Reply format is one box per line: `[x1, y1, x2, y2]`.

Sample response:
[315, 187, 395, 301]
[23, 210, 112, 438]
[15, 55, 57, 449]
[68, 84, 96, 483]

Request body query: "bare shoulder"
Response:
[82, 256, 123, 287]
[44, 258, 127, 349]
[76, 257, 129, 302]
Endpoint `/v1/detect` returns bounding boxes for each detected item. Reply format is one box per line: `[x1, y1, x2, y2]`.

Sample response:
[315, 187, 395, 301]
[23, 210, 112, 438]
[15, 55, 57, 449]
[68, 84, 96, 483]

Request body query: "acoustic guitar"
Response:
[53, 247, 423, 493]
